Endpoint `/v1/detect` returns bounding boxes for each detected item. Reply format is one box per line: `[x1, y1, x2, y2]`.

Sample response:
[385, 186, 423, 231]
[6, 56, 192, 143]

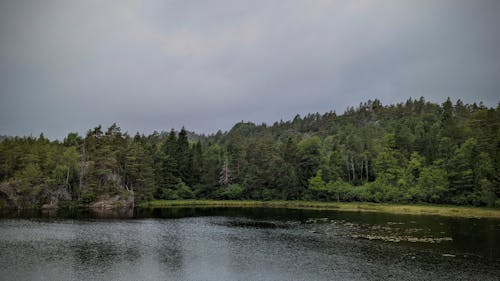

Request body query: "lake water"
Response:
[0, 207, 499, 281]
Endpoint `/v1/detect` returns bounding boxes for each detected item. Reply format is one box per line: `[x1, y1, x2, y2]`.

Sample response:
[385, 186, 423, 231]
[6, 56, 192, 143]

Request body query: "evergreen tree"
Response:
[176, 127, 191, 184]
[297, 136, 322, 188]
[1, 98, 499, 207]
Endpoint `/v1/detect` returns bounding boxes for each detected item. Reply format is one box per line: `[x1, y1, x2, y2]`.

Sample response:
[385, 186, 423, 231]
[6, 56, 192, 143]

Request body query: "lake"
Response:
[0, 207, 499, 281]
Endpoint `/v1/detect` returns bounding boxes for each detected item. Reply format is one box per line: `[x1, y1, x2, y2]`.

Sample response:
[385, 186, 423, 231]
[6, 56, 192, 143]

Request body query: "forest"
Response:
[0, 97, 499, 209]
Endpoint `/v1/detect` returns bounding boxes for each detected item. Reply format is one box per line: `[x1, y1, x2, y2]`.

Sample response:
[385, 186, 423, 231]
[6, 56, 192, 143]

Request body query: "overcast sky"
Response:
[1, 0, 499, 139]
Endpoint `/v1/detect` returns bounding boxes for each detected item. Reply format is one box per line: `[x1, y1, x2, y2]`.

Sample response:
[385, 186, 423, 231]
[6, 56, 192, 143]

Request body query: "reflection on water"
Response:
[0, 207, 499, 281]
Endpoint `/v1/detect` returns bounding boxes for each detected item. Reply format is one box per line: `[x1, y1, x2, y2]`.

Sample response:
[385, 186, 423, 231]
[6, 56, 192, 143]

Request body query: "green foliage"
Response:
[217, 184, 246, 200]
[297, 136, 322, 187]
[174, 182, 195, 199]
[125, 139, 155, 201]
[0, 98, 498, 208]
[414, 166, 449, 203]
[373, 134, 405, 185]
[309, 170, 327, 191]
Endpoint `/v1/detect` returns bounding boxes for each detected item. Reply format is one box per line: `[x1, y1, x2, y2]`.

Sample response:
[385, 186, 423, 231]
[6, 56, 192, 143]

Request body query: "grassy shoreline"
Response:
[139, 200, 500, 219]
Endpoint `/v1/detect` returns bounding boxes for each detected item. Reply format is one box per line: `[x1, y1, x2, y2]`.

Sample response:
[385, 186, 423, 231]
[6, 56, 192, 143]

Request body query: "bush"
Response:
[174, 182, 194, 199]
[495, 199, 500, 208]
[217, 184, 246, 200]
[261, 188, 277, 201]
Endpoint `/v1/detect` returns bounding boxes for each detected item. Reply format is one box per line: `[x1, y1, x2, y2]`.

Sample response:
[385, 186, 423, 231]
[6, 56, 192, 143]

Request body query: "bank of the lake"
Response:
[139, 200, 500, 219]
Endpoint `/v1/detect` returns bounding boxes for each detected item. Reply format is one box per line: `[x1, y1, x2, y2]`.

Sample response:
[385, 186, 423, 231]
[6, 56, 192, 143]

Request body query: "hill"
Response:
[0, 97, 499, 209]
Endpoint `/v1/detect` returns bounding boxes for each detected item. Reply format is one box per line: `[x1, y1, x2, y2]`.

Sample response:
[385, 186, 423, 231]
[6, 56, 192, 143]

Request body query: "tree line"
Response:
[0, 97, 499, 208]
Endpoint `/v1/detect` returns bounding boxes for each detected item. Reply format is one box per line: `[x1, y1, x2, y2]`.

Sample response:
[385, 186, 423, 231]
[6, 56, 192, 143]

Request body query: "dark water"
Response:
[0, 208, 499, 281]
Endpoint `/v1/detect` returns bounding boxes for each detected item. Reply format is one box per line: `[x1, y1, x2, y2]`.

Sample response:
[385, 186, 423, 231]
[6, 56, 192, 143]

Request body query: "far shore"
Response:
[138, 200, 500, 219]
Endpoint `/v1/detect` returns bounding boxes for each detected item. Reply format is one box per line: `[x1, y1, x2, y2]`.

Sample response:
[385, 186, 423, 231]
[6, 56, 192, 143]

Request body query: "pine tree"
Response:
[190, 141, 203, 185]
[176, 127, 191, 184]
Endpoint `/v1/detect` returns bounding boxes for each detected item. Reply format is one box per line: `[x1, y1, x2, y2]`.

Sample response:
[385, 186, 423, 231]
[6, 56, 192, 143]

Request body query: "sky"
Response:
[1, 0, 499, 139]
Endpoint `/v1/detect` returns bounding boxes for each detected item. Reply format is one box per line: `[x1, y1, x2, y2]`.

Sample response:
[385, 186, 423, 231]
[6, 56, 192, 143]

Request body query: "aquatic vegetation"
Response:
[142, 200, 500, 218]
[350, 234, 452, 243]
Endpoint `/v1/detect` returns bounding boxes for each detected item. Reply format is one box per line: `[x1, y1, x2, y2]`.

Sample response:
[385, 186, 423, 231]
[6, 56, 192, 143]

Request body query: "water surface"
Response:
[0, 207, 499, 281]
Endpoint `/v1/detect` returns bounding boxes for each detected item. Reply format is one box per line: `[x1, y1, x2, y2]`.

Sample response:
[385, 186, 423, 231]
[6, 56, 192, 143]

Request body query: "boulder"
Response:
[0, 182, 19, 209]
[40, 186, 72, 210]
[89, 193, 134, 210]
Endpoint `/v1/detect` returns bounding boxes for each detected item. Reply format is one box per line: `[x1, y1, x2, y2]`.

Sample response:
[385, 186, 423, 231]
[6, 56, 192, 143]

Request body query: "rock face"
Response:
[89, 193, 134, 210]
[0, 182, 17, 208]
[0, 180, 134, 210]
[1, 182, 71, 210]
[0, 179, 135, 210]
[41, 187, 72, 210]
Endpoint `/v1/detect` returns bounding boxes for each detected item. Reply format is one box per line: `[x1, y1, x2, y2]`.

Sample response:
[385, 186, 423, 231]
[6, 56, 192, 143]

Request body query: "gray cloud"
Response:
[1, 0, 499, 139]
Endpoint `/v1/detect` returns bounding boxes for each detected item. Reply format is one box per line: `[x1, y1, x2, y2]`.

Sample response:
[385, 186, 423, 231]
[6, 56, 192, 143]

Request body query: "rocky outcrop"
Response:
[89, 193, 134, 210]
[0, 182, 72, 209]
[0, 180, 134, 210]
[41, 187, 72, 210]
[0, 182, 22, 209]
[0, 182, 17, 208]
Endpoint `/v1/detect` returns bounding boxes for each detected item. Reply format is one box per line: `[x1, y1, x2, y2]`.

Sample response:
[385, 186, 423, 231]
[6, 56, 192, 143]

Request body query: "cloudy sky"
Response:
[1, 0, 499, 139]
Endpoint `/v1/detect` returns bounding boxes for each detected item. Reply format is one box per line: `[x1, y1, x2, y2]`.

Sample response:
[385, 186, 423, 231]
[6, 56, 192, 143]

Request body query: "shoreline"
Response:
[139, 200, 500, 219]
[2, 200, 500, 219]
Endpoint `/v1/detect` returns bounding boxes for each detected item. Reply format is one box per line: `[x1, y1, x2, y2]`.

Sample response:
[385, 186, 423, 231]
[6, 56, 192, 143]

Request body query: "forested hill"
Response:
[1, 97, 499, 209]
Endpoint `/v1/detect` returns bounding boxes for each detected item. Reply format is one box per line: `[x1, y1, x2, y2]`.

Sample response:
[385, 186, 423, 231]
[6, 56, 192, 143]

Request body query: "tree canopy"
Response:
[1, 98, 499, 208]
